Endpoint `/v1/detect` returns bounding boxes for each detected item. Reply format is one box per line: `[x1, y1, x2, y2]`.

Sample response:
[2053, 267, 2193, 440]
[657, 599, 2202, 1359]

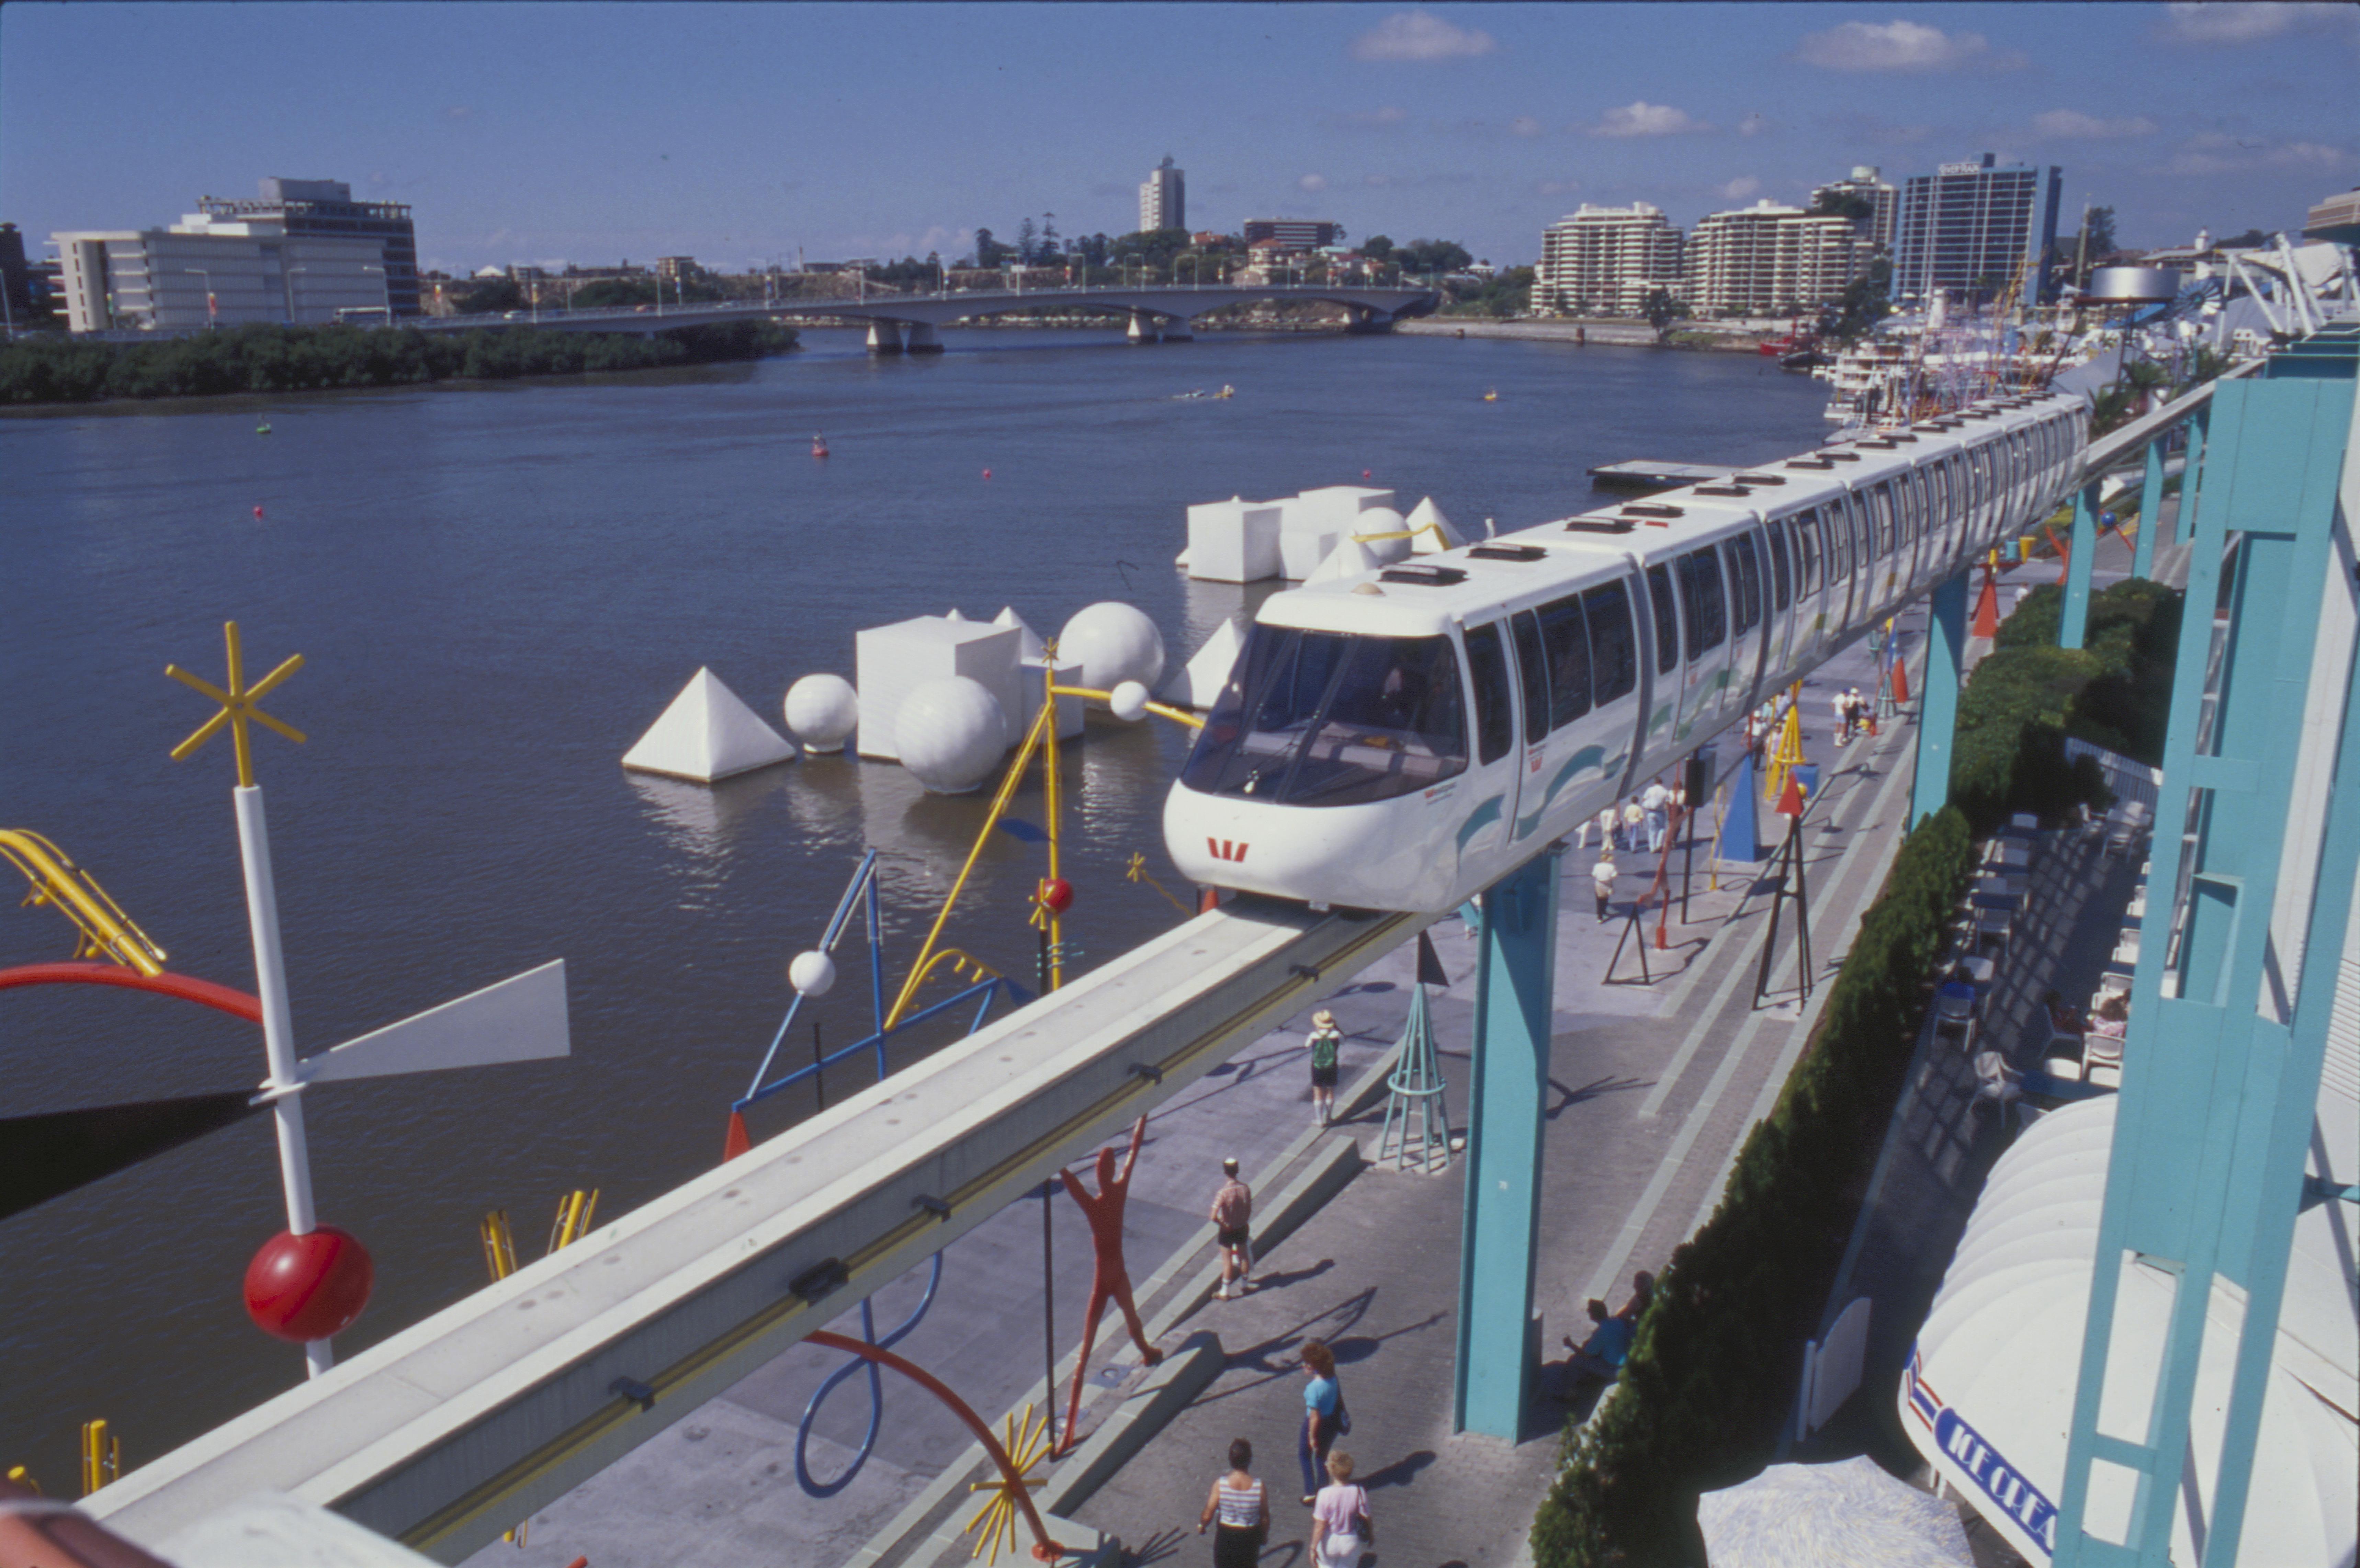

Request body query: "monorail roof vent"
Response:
[1567, 517, 1638, 534]
[1693, 485, 1754, 497]
[1469, 543, 1548, 561]
[1734, 473, 1786, 485]
[1817, 450, 1862, 462]
[1378, 564, 1469, 587]
[1786, 458, 1834, 470]
[1621, 502, 1685, 518]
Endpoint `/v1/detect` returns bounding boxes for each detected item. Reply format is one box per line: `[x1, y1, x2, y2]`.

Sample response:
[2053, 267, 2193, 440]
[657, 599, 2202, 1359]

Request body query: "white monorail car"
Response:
[1164, 392, 2090, 913]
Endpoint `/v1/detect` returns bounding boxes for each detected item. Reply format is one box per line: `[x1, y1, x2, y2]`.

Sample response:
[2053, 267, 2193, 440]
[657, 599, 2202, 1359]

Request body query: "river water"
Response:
[0, 325, 1829, 1488]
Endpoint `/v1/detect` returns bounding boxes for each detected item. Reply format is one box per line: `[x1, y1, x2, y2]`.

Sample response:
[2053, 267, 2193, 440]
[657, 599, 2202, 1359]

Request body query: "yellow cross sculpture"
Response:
[166, 621, 306, 787]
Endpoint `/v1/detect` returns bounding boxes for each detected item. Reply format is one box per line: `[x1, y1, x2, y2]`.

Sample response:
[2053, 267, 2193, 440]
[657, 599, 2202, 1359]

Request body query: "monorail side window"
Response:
[1766, 520, 1792, 610]
[1645, 564, 1679, 675]
[1825, 504, 1850, 582]
[1793, 513, 1821, 595]
[1582, 581, 1639, 704]
[1675, 549, 1726, 660]
[1538, 593, 1593, 726]
[1724, 533, 1762, 636]
[1871, 486, 1896, 558]
[1179, 626, 1468, 805]
[1512, 611, 1550, 746]
[1465, 622, 1514, 766]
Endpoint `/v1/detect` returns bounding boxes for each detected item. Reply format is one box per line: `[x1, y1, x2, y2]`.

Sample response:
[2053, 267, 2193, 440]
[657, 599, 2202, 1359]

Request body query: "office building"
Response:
[1, 222, 33, 323]
[1535, 203, 1685, 316]
[1809, 166, 1899, 253]
[1139, 157, 1185, 234]
[1684, 200, 1861, 318]
[51, 177, 416, 332]
[1240, 218, 1341, 253]
[1893, 153, 2063, 307]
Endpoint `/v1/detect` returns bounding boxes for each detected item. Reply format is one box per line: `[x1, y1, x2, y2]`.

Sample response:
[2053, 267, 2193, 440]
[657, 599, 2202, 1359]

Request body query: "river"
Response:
[0, 325, 1830, 1489]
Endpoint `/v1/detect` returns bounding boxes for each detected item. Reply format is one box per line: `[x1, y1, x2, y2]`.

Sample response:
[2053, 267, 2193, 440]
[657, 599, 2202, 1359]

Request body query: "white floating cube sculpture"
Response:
[1277, 524, 1342, 581]
[1159, 618, 1247, 710]
[993, 606, 1046, 661]
[855, 617, 1024, 761]
[1407, 496, 1468, 555]
[622, 668, 797, 782]
[1058, 602, 1167, 692]
[1017, 654, 1085, 740]
[1186, 497, 1285, 583]
[895, 677, 1009, 794]
[1276, 486, 1393, 580]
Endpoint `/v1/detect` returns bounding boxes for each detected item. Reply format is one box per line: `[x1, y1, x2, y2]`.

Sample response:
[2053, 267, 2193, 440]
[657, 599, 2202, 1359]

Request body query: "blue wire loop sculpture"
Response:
[795, 1252, 945, 1497]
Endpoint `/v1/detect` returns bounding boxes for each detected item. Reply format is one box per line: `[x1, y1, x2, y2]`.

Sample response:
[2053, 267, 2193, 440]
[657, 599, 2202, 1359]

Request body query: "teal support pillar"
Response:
[1452, 847, 1560, 1439]
[2129, 436, 2165, 580]
[1910, 569, 1969, 829]
[2051, 367, 2359, 1568]
[2059, 479, 2100, 649]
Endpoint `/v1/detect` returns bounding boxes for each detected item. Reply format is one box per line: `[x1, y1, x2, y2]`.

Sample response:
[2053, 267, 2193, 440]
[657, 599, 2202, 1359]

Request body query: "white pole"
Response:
[233, 784, 333, 1377]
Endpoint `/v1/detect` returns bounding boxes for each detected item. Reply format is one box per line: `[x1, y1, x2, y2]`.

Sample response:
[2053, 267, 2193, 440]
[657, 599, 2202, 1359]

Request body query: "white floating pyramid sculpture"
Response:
[1307, 534, 1381, 585]
[622, 668, 797, 782]
[1407, 497, 1469, 555]
[993, 606, 1046, 661]
[1159, 618, 1246, 710]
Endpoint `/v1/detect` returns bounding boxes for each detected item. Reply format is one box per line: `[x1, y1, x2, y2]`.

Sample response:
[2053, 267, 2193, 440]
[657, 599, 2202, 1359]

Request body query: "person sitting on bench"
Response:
[1562, 1298, 1633, 1383]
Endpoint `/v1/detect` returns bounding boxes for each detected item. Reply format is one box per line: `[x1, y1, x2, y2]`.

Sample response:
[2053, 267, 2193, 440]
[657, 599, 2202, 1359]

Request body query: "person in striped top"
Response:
[1197, 1438, 1268, 1568]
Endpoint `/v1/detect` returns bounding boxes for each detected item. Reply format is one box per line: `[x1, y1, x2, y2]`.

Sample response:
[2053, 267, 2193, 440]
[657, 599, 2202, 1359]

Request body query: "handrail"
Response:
[2076, 357, 2265, 481]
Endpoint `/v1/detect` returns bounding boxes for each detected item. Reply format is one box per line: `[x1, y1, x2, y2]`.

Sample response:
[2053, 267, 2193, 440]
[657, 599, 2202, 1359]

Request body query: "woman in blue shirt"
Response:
[1298, 1339, 1344, 1504]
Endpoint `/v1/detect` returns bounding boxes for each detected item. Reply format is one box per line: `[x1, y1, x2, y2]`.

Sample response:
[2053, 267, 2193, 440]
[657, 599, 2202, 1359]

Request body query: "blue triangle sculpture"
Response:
[1378, 982, 1452, 1175]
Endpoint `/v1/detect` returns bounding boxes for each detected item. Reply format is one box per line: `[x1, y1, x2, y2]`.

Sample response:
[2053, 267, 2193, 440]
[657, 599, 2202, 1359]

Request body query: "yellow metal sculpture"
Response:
[0, 829, 169, 975]
[961, 1403, 1051, 1564]
[166, 620, 305, 788]
[1125, 852, 1190, 916]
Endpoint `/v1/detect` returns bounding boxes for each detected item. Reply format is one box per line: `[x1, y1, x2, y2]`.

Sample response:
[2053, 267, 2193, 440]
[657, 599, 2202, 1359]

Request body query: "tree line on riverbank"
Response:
[0, 319, 798, 406]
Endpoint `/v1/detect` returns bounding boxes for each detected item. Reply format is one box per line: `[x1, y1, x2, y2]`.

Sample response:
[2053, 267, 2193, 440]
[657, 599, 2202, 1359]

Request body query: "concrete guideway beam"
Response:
[86, 900, 1423, 1564]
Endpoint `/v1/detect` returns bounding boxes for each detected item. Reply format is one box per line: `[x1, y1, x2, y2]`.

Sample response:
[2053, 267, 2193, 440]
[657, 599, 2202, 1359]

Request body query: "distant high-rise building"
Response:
[1240, 219, 1340, 253]
[1139, 157, 1185, 234]
[0, 222, 32, 323]
[1809, 166, 1899, 253]
[1892, 153, 2062, 307]
[1535, 203, 1685, 316]
[1684, 200, 1861, 318]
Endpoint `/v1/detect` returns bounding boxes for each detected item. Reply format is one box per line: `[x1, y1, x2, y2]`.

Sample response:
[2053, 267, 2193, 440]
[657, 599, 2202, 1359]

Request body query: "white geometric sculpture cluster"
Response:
[1159, 618, 1246, 710]
[622, 668, 798, 782]
[1181, 485, 1465, 584]
[854, 615, 1026, 762]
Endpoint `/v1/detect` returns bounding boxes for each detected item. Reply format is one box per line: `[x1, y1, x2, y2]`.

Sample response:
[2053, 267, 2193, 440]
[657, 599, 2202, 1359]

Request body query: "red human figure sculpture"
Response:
[1055, 1114, 1164, 1453]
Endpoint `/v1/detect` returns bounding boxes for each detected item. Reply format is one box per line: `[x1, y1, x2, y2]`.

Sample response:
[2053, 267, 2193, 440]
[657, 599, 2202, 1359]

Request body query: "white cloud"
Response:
[445, 105, 472, 120]
[1510, 116, 1544, 138]
[1351, 10, 1496, 61]
[1795, 19, 1989, 70]
[2156, 2, 2356, 43]
[2165, 131, 2357, 174]
[2032, 109, 2159, 140]
[1588, 101, 1710, 138]
[1717, 177, 1763, 200]
[1536, 179, 1582, 197]
[1738, 113, 1770, 138]
[1299, 174, 1329, 193]
[1336, 105, 1409, 128]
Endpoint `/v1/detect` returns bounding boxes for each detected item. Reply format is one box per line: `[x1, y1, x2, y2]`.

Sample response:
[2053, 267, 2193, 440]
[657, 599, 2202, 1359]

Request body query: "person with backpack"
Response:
[1304, 1009, 1344, 1126]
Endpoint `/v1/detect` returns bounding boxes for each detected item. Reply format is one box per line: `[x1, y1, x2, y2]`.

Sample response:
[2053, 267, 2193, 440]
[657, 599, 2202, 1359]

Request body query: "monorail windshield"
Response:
[1180, 626, 1468, 806]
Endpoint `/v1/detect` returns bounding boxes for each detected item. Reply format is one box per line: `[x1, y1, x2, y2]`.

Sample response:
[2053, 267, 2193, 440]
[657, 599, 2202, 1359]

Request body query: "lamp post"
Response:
[183, 267, 216, 331]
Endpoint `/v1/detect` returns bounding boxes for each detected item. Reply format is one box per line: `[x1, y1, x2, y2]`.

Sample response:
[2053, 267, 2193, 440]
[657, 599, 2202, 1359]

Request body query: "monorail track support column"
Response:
[1910, 569, 1969, 829]
[2130, 434, 2166, 581]
[1452, 846, 1561, 1440]
[2059, 478, 2101, 649]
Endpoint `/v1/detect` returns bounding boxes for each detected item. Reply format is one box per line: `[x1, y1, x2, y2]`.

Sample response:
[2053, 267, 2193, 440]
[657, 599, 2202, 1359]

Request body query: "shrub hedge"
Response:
[1530, 806, 1978, 1568]
[0, 319, 798, 405]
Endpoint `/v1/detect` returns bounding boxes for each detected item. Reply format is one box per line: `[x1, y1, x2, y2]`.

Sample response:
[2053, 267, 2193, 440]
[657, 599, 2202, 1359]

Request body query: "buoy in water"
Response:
[256, 422, 272, 435]
[1362, 469, 1372, 479]
[253, 505, 265, 519]
[982, 468, 992, 479]
[812, 433, 829, 458]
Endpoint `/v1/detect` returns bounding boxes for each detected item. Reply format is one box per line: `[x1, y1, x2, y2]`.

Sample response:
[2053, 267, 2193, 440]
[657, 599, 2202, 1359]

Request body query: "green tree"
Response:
[972, 227, 1007, 268]
[1361, 234, 1395, 262]
[2217, 228, 2268, 251]
[1641, 285, 1688, 341]
[455, 278, 524, 315]
[1811, 190, 1875, 223]
[2082, 205, 2118, 259]
[1393, 238, 1474, 275]
[1015, 217, 1039, 264]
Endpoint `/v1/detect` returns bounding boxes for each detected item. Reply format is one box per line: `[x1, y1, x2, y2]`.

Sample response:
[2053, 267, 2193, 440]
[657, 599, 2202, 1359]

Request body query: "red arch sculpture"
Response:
[0, 961, 262, 1022]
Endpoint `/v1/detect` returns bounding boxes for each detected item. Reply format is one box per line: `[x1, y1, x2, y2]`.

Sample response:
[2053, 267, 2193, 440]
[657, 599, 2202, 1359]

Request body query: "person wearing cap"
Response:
[1210, 1157, 1254, 1299]
[1305, 1009, 1344, 1125]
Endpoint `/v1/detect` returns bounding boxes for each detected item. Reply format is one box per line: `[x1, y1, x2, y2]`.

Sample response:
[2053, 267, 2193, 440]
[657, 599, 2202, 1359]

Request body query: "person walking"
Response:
[1620, 796, 1645, 854]
[1592, 849, 1616, 923]
[1197, 1438, 1269, 1568]
[1210, 1157, 1253, 1300]
[1304, 1009, 1344, 1126]
[1641, 776, 1670, 854]
[1593, 803, 1618, 856]
[1831, 687, 1851, 745]
[1311, 1451, 1374, 1567]
[1297, 1340, 1345, 1505]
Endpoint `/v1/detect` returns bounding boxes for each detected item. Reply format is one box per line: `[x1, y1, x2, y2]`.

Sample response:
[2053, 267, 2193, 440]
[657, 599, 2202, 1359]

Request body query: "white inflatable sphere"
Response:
[1110, 681, 1150, 723]
[1058, 602, 1166, 692]
[784, 674, 859, 753]
[1356, 506, 1412, 565]
[789, 950, 837, 998]
[894, 677, 1009, 794]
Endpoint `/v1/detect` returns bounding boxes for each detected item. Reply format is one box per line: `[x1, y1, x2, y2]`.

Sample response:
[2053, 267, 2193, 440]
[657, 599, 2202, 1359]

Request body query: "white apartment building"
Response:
[54, 211, 390, 333]
[1139, 157, 1185, 234]
[1684, 200, 1861, 318]
[1809, 166, 1899, 252]
[1536, 203, 1685, 316]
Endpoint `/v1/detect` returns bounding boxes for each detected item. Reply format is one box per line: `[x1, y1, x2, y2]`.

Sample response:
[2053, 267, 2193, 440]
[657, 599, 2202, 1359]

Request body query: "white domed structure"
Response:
[1058, 603, 1166, 693]
[784, 674, 860, 754]
[788, 951, 837, 997]
[1354, 505, 1412, 565]
[894, 677, 1009, 794]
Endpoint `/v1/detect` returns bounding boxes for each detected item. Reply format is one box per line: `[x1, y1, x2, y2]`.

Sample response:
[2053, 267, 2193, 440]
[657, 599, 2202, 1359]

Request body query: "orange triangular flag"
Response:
[1972, 574, 2000, 639]
[1891, 657, 1910, 705]
[723, 1111, 752, 1162]
[1776, 776, 1806, 817]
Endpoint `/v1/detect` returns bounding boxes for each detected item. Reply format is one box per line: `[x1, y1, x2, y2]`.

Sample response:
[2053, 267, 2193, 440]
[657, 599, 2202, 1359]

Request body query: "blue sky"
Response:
[3, 3, 2353, 273]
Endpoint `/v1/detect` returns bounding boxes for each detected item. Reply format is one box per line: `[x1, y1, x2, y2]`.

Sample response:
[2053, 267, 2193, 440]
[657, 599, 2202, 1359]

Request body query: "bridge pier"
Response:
[866, 321, 904, 355]
[1910, 568, 1969, 829]
[903, 322, 942, 355]
[1159, 319, 1193, 342]
[1344, 307, 1395, 335]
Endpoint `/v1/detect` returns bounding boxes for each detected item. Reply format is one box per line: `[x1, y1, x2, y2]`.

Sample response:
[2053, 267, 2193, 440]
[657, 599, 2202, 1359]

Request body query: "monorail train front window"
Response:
[1181, 626, 1469, 806]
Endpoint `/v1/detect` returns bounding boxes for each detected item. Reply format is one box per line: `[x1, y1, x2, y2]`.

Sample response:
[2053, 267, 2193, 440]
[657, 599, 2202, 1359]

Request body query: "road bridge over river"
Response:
[415, 282, 1440, 349]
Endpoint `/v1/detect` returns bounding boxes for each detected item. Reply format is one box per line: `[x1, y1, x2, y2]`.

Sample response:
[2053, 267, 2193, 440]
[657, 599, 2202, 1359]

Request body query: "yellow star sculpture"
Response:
[962, 1403, 1050, 1564]
[166, 621, 305, 788]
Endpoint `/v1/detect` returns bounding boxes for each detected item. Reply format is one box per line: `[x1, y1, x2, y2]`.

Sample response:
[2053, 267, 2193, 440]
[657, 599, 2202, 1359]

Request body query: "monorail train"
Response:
[1164, 391, 2091, 914]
